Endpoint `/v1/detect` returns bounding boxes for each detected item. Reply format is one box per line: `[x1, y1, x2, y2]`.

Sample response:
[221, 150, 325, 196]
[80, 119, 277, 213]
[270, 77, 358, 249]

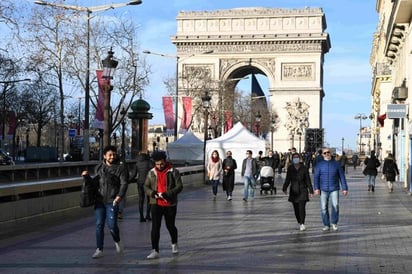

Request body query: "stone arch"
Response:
[171, 7, 330, 152]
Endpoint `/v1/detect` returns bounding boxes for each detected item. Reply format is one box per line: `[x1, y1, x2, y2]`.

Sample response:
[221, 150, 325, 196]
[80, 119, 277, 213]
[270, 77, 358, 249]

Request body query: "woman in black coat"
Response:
[283, 153, 314, 231]
[363, 150, 380, 192]
[382, 153, 399, 193]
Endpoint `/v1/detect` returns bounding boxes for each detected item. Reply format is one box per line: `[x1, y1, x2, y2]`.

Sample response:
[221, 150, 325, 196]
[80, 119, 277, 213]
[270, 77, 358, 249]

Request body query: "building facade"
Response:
[370, 0, 412, 189]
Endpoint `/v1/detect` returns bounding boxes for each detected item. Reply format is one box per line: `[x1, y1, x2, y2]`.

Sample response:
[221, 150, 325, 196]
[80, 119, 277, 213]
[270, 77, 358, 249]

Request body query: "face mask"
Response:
[292, 158, 300, 164]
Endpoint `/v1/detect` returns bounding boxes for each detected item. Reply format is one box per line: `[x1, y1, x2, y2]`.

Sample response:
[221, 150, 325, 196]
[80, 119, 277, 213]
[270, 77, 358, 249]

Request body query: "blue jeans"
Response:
[320, 190, 339, 226]
[367, 175, 376, 187]
[243, 175, 256, 199]
[95, 202, 120, 250]
[211, 179, 219, 195]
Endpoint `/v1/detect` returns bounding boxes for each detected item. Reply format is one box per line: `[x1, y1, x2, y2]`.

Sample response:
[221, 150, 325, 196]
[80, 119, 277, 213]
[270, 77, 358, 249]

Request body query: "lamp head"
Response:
[128, 0, 143, 5]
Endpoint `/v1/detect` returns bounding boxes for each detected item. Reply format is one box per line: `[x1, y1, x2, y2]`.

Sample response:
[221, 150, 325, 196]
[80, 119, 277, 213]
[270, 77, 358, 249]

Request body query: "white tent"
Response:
[167, 131, 204, 163]
[205, 122, 266, 183]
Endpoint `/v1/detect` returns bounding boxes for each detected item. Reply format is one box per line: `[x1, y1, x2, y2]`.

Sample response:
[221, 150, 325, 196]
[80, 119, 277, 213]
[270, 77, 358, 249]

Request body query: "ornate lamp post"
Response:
[34, 0, 142, 161]
[297, 131, 302, 153]
[202, 91, 211, 183]
[102, 49, 118, 148]
[270, 115, 276, 151]
[120, 107, 127, 163]
[354, 113, 367, 154]
[255, 111, 262, 137]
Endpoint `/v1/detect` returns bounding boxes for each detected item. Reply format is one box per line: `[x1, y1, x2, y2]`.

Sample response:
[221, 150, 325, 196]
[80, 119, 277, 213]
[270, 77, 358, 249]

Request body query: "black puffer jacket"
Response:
[93, 162, 128, 204]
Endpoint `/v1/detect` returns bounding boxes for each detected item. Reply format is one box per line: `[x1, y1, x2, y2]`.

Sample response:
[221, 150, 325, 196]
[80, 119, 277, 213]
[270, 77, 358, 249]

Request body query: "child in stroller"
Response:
[260, 166, 276, 195]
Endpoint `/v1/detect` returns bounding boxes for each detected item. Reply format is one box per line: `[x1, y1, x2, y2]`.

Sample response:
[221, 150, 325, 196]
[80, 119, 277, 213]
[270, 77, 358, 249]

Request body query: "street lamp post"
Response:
[34, 0, 142, 161]
[341, 137, 344, 153]
[354, 113, 367, 154]
[255, 111, 262, 137]
[120, 107, 127, 163]
[102, 49, 118, 148]
[202, 91, 211, 184]
[270, 115, 276, 151]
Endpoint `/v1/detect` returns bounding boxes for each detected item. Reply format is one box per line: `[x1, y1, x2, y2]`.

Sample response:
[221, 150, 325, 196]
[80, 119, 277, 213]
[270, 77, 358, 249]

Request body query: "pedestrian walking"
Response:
[207, 150, 223, 200]
[382, 153, 399, 193]
[144, 151, 183, 259]
[363, 150, 380, 192]
[282, 153, 314, 231]
[339, 152, 348, 173]
[352, 154, 359, 170]
[81, 145, 128, 259]
[137, 153, 152, 222]
[314, 148, 348, 232]
[241, 150, 258, 202]
[222, 151, 237, 201]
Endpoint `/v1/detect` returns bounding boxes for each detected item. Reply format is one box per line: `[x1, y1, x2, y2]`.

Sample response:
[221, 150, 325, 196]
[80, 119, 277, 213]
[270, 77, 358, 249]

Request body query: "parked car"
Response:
[0, 149, 14, 165]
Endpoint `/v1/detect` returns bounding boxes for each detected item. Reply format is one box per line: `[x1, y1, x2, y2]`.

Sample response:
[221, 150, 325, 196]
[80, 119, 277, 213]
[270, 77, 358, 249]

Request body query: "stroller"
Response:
[259, 166, 276, 195]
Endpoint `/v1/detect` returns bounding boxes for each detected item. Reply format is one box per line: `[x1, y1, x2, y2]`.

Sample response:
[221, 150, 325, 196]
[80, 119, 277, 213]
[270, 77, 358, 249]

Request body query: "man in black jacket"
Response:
[81, 145, 128, 259]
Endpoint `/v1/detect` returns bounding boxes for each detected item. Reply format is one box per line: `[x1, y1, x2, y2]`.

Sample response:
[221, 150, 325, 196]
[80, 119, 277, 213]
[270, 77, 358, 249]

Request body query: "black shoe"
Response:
[368, 186, 371, 191]
[371, 186, 375, 192]
[140, 217, 146, 222]
[146, 216, 152, 221]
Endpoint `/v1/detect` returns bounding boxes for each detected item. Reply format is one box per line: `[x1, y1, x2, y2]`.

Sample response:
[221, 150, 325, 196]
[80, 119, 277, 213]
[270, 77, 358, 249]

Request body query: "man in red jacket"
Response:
[144, 151, 183, 259]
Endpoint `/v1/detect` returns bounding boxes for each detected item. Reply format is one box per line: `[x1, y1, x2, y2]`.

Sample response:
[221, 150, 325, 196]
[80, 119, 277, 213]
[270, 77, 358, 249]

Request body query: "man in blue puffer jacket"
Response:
[314, 147, 348, 232]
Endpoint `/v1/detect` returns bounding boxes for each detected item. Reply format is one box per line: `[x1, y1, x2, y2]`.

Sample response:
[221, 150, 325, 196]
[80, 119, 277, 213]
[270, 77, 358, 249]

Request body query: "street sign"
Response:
[387, 104, 407, 119]
[68, 129, 76, 137]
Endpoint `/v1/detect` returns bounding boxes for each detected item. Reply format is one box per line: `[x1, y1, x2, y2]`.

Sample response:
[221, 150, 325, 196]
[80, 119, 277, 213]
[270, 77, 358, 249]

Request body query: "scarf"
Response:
[155, 163, 172, 206]
[211, 156, 220, 163]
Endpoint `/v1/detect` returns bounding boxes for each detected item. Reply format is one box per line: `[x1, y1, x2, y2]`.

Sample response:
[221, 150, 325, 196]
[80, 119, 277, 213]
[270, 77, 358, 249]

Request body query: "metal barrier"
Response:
[0, 164, 204, 223]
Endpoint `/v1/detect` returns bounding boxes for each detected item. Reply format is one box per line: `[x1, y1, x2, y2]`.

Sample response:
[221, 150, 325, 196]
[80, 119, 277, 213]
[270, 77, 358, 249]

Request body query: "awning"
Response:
[378, 113, 386, 127]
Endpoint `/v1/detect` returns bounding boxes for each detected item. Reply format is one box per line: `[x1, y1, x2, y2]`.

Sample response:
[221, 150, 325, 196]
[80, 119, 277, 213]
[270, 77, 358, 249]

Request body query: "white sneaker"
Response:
[115, 241, 124, 253]
[331, 224, 338, 231]
[322, 226, 330, 231]
[146, 249, 159, 259]
[227, 195, 232, 201]
[172, 244, 179, 254]
[300, 224, 306, 231]
[92, 248, 104, 259]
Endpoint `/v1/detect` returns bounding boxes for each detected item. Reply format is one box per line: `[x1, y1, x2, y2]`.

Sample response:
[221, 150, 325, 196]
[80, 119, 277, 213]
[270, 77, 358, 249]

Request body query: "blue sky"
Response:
[20, 0, 378, 151]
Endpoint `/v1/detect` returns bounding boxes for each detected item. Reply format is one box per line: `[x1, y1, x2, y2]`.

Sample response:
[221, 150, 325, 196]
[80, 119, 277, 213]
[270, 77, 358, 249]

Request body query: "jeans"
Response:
[95, 202, 120, 250]
[151, 204, 178, 252]
[320, 190, 339, 226]
[211, 179, 219, 195]
[243, 175, 256, 199]
[367, 175, 376, 187]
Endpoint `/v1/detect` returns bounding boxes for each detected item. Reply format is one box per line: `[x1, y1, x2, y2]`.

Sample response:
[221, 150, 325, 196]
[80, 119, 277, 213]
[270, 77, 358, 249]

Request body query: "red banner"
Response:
[7, 111, 17, 136]
[93, 70, 106, 129]
[180, 97, 192, 133]
[162, 96, 175, 135]
[224, 111, 233, 133]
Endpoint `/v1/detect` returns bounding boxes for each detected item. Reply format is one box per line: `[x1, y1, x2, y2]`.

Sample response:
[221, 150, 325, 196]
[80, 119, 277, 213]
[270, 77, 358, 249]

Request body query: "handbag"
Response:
[80, 177, 96, 208]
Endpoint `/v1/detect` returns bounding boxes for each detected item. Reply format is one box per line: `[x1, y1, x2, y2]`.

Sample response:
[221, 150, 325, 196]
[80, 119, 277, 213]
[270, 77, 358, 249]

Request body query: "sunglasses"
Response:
[323, 151, 331, 155]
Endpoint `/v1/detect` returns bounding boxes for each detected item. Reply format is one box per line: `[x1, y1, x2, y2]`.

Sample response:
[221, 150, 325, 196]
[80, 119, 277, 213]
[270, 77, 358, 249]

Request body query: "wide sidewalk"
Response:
[1, 168, 412, 273]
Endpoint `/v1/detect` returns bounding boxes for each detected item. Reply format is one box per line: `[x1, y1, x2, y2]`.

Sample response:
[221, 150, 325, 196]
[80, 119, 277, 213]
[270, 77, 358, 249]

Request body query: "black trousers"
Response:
[137, 184, 151, 218]
[150, 204, 178, 252]
[292, 201, 307, 224]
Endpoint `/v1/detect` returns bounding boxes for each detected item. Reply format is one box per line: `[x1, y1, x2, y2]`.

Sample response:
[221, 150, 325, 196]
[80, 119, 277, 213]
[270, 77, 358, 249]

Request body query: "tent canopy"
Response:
[206, 122, 266, 183]
[167, 131, 204, 162]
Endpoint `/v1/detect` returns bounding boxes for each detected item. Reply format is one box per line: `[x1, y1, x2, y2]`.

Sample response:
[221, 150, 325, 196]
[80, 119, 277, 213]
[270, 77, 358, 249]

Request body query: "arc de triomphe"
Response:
[171, 7, 330, 153]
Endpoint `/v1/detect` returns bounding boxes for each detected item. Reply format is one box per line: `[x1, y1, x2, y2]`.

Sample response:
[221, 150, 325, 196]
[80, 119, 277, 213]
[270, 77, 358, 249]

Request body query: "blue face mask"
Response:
[292, 158, 300, 164]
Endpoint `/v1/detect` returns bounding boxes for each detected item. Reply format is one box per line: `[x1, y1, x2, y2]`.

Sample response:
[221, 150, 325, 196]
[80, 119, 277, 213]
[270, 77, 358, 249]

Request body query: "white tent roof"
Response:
[167, 131, 204, 162]
[206, 122, 266, 183]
